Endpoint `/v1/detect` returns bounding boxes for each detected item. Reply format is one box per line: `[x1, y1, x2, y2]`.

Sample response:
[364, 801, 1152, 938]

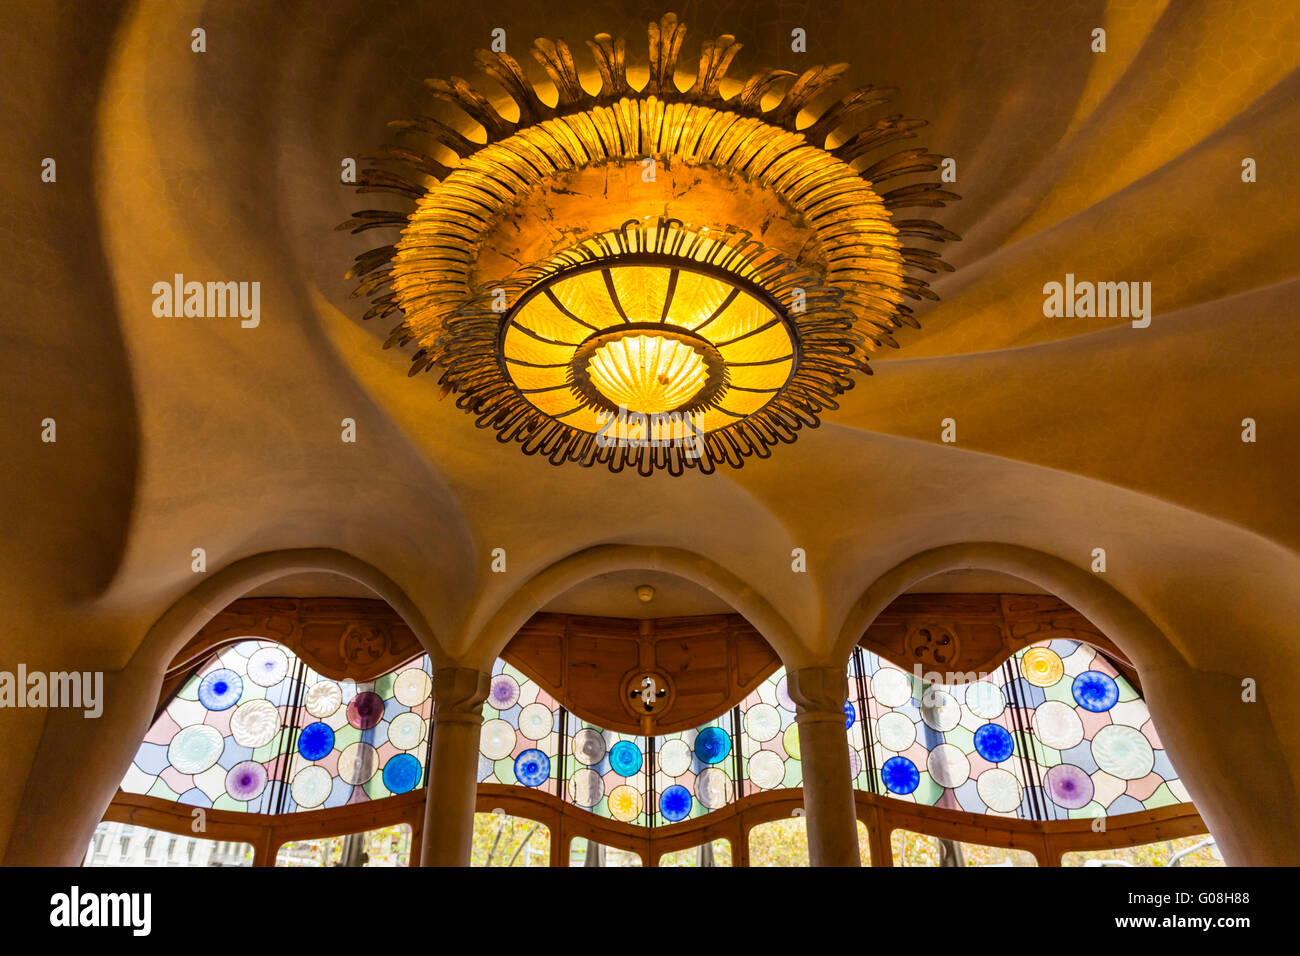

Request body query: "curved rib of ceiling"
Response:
[22, 0, 1293, 684]
[313, 291, 814, 658]
[87, 0, 478, 653]
[993, 4, 1300, 247]
[679, 423, 1300, 665]
[0, 1, 138, 625]
[837, 280, 1300, 550]
[128, 548, 446, 674]
[904, 66, 1300, 358]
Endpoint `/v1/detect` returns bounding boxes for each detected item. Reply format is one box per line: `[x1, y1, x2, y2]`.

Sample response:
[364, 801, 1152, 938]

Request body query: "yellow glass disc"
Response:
[608, 784, 643, 822]
[1022, 647, 1065, 687]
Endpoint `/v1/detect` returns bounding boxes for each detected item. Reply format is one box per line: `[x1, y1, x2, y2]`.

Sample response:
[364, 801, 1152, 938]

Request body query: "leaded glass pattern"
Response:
[738, 669, 803, 794]
[566, 725, 649, 826]
[478, 659, 560, 796]
[123, 640, 1187, 827]
[1021, 639, 1186, 817]
[284, 659, 433, 810]
[852, 639, 1189, 820]
[651, 714, 738, 825]
[120, 640, 433, 813]
[846, 651, 872, 790]
[122, 641, 302, 812]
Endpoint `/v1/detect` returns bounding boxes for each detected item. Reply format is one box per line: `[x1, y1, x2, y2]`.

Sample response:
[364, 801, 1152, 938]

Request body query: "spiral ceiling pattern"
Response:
[8, 5, 1300, 863]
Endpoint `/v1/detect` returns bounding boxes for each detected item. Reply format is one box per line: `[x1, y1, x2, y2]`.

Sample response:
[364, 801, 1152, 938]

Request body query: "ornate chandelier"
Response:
[341, 13, 958, 475]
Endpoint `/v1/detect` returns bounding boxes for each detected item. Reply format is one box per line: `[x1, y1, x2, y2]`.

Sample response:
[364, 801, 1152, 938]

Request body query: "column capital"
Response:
[433, 666, 491, 724]
[786, 665, 848, 723]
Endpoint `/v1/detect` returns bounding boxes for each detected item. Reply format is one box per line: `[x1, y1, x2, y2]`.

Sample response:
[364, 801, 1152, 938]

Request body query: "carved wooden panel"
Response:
[162, 594, 1138, 735]
[861, 594, 1139, 689]
[166, 598, 423, 690]
[503, 613, 781, 736]
[105, 778, 1203, 869]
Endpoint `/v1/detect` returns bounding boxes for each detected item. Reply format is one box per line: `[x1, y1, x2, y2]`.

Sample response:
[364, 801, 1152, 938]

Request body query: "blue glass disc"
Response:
[881, 756, 920, 794]
[198, 668, 243, 711]
[694, 726, 732, 765]
[514, 748, 550, 787]
[1072, 671, 1119, 712]
[844, 702, 856, 729]
[974, 723, 1014, 763]
[382, 753, 422, 794]
[660, 784, 692, 822]
[608, 740, 642, 777]
[297, 721, 335, 760]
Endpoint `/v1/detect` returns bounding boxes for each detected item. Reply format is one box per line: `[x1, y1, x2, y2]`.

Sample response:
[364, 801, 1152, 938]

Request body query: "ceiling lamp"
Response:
[341, 13, 959, 475]
[581, 329, 713, 414]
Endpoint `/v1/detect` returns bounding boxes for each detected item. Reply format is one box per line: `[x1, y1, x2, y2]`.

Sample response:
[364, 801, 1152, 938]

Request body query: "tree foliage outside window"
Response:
[1063, 835, 1222, 867]
[658, 840, 732, 867]
[567, 838, 641, 866]
[746, 818, 871, 866]
[889, 828, 1037, 866]
[471, 813, 551, 866]
[275, 823, 411, 867]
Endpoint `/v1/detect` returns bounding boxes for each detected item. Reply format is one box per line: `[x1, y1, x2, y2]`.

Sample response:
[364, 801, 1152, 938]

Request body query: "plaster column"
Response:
[1138, 662, 1300, 865]
[788, 665, 861, 866]
[4, 661, 163, 865]
[421, 666, 490, 866]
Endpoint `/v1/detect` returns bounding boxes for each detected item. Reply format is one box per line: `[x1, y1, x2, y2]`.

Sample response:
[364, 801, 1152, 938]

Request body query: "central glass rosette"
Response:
[574, 325, 722, 414]
[502, 262, 796, 433]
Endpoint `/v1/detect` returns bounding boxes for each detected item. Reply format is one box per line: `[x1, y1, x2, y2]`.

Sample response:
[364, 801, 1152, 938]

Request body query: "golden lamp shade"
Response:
[503, 257, 791, 433]
[341, 13, 960, 474]
[585, 333, 710, 414]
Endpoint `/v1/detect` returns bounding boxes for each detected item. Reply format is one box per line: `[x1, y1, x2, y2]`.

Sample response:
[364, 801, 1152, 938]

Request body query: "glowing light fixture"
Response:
[341, 12, 959, 474]
[585, 332, 710, 414]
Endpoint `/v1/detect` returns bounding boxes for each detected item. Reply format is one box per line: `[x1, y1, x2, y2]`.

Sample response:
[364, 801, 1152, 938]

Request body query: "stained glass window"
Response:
[120, 640, 434, 813]
[652, 715, 738, 825]
[481, 664, 739, 829]
[851, 639, 1190, 820]
[123, 638, 1188, 831]
[479, 641, 1186, 827]
[479, 659, 560, 795]
[737, 669, 803, 794]
[285, 660, 433, 809]
[566, 724, 649, 826]
[846, 651, 872, 789]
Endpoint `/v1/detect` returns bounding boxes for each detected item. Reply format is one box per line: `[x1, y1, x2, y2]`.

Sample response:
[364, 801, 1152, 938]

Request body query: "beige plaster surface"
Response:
[2, 0, 1298, 863]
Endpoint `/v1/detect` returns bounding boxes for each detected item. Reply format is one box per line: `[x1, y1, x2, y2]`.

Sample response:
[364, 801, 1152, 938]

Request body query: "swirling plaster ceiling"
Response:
[4, 2, 1299, 713]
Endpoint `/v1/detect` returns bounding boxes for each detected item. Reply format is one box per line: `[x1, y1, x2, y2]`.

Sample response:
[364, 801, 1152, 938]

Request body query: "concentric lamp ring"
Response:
[339, 11, 961, 475]
[568, 324, 727, 416]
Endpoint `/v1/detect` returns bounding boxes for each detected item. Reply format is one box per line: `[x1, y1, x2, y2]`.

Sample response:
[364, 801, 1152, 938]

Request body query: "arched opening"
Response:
[95, 632, 433, 867]
[6, 550, 447, 867]
[91, 563, 834, 868]
[89, 553, 1228, 868]
[839, 561, 1218, 866]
